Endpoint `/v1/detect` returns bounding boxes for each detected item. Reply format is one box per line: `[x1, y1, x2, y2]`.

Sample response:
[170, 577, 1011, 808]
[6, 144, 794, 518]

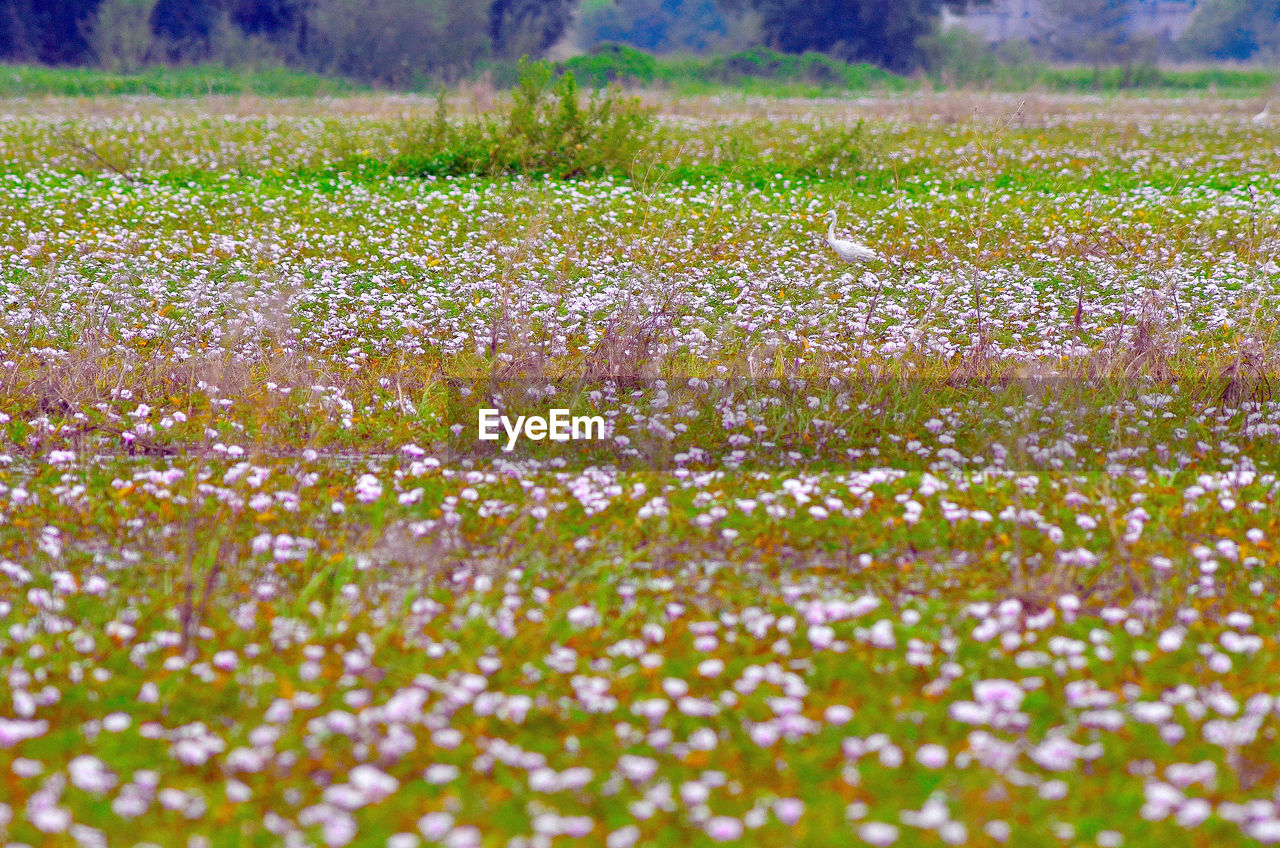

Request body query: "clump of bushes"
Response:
[333, 57, 872, 182]
[389, 59, 655, 178]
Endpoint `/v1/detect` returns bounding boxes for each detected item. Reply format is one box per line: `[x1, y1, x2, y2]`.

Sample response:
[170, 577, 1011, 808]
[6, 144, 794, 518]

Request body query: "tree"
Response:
[575, 0, 757, 53]
[0, 0, 102, 64]
[488, 0, 577, 58]
[1179, 0, 1280, 60]
[231, 0, 308, 55]
[0, 0, 36, 62]
[1037, 0, 1151, 65]
[232, 0, 303, 35]
[149, 0, 224, 57]
[85, 0, 158, 71]
[303, 0, 489, 85]
[748, 0, 959, 72]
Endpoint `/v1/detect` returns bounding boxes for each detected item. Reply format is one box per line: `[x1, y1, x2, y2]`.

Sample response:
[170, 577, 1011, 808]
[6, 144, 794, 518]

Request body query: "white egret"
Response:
[824, 210, 880, 265]
[1252, 101, 1271, 124]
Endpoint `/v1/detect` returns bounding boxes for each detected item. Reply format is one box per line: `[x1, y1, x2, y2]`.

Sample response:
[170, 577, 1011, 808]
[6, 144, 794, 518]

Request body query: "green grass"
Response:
[3, 52, 1276, 102]
[555, 44, 1280, 97]
[0, 62, 361, 97]
[560, 44, 913, 94]
[987, 63, 1280, 96]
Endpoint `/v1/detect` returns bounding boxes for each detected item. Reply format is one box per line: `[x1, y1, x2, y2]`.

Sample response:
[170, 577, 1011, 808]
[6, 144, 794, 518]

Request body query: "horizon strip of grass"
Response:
[1, 54, 1279, 101]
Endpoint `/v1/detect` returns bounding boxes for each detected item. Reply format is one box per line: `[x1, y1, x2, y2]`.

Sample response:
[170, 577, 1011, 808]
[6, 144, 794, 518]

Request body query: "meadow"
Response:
[2, 85, 1280, 847]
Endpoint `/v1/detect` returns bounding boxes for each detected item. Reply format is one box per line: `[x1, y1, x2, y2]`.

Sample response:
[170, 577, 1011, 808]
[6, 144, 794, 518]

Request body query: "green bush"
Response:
[390, 59, 656, 178]
[559, 43, 659, 88]
[368, 58, 870, 182]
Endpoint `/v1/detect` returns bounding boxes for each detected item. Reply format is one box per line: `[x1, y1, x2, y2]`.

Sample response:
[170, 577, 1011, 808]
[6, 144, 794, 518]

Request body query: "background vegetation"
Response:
[1, 0, 1278, 95]
[0, 49, 1276, 100]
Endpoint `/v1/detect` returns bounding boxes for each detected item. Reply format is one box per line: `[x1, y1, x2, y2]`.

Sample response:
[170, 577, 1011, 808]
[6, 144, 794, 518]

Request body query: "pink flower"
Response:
[774, 798, 804, 825]
[973, 679, 1024, 711]
[808, 625, 835, 649]
[916, 744, 948, 769]
[354, 474, 383, 503]
[0, 718, 47, 747]
[1029, 736, 1082, 771]
[706, 816, 743, 841]
[418, 812, 454, 840]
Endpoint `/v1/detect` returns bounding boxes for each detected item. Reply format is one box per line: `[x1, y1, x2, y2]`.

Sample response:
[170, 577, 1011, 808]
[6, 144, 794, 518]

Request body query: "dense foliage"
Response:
[574, 0, 757, 54]
[1179, 0, 1280, 60]
[1, 0, 1275, 83]
[488, 0, 578, 59]
[0, 0, 99, 63]
[0, 0, 576, 84]
[748, 0, 956, 71]
[385, 60, 657, 178]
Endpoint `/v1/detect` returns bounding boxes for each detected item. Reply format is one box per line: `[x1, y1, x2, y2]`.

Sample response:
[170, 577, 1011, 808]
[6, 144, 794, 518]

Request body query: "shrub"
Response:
[391, 58, 656, 178]
[559, 42, 658, 88]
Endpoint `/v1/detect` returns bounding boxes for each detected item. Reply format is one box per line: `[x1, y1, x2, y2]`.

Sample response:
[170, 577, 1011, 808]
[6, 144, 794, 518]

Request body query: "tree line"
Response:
[0, 0, 977, 83]
[0, 0, 576, 84]
[0, 0, 1275, 87]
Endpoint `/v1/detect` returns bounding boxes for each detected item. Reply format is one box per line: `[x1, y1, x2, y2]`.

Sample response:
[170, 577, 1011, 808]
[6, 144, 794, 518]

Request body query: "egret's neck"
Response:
[827, 217, 836, 242]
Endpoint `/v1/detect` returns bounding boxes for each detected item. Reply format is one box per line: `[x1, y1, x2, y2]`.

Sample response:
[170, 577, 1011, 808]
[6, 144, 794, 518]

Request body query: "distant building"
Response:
[944, 0, 1199, 46]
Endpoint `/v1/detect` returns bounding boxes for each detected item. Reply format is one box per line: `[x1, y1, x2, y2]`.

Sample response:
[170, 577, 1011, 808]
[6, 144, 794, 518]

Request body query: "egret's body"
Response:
[1253, 101, 1271, 124]
[825, 210, 880, 264]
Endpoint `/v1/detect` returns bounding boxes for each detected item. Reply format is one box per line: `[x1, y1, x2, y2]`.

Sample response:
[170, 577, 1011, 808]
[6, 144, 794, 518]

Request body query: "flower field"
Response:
[3, 92, 1280, 847]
